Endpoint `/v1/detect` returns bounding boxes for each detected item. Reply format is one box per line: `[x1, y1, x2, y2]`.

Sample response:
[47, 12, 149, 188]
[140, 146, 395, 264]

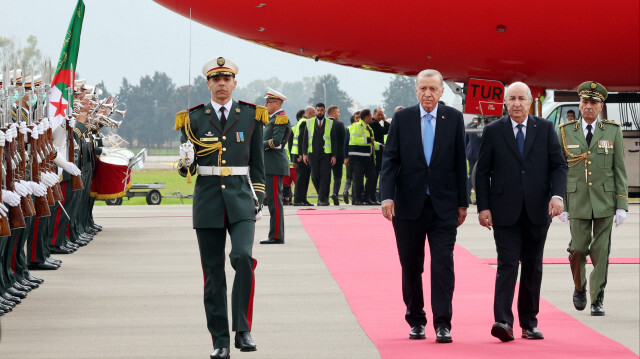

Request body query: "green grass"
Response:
[129, 148, 176, 156]
[94, 169, 195, 206]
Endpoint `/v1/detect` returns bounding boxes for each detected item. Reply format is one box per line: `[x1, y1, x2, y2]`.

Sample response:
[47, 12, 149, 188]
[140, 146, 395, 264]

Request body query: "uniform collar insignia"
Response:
[235, 108, 241, 113]
[205, 109, 211, 114]
[205, 131, 214, 136]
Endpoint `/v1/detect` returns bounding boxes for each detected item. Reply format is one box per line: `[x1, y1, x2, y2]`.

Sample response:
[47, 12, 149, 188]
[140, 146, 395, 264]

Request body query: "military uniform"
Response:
[261, 99, 291, 244]
[176, 57, 266, 355]
[557, 81, 628, 314]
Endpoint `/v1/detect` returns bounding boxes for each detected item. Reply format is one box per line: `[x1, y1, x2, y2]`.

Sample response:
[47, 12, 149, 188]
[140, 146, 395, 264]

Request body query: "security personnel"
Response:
[302, 103, 336, 206]
[345, 109, 380, 205]
[175, 57, 266, 359]
[260, 87, 291, 245]
[557, 81, 628, 316]
[292, 107, 314, 206]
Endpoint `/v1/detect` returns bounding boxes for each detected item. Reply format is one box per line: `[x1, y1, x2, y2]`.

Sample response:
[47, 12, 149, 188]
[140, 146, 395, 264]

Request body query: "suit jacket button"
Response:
[521, 170, 525, 174]
[221, 185, 226, 189]
[222, 147, 227, 152]
[588, 182, 592, 186]
[588, 172, 592, 175]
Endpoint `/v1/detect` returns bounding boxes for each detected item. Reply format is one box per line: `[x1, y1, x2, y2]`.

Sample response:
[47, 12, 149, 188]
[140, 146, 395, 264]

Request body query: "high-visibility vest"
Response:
[306, 117, 333, 154]
[290, 118, 307, 155]
[348, 119, 380, 161]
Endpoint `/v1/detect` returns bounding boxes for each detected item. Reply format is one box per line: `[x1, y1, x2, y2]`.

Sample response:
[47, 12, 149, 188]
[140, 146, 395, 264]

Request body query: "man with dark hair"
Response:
[302, 103, 337, 206]
[343, 111, 361, 203]
[566, 110, 576, 122]
[327, 105, 346, 205]
[345, 109, 380, 205]
[292, 107, 314, 206]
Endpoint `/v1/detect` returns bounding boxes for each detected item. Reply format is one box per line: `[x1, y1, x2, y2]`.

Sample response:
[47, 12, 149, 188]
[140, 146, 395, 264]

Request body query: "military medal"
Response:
[236, 131, 244, 142]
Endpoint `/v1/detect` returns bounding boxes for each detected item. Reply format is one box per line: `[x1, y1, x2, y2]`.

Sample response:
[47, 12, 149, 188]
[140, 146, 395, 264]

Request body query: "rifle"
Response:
[28, 122, 51, 217]
[0, 64, 14, 235]
[46, 122, 64, 201]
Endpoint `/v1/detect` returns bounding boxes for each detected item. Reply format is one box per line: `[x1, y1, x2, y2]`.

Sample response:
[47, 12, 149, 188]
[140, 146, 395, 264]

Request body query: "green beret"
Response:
[577, 81, 608, 102]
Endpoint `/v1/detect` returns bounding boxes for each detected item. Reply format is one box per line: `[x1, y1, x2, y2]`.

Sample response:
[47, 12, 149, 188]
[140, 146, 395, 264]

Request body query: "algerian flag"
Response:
[48, 0, 85, 129]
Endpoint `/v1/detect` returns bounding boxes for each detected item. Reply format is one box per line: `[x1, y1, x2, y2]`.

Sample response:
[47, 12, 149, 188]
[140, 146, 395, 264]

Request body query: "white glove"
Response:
[0, 130, 5, 147]
[13, 181, 29, 197]
[179, 141, 195, 166]
[0, 202, 7, 213]
[28, 181, 47, 197]
[10, 123, 17, 139]
[558, 212, 569, 223]
[19, 121, 30, 135]
[5, 127, 13, 143]
[68, 116, 76, 129]
[37, 122, 44, 135]
[39, 172, 54, 187]
[63, 162, 81, 176]
[31, 127, 38, 140]
[47, 172, 60, 186]
[19, 180, 33, 195]
[42, 118, 49, 130]
[0, 206, 6, 218]
[2, 190, 21, 207]
[255, 210, 263, 221]
[614, 209, 627, 227]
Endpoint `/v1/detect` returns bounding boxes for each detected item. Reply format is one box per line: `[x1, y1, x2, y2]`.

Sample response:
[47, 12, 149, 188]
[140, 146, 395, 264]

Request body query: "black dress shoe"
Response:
[331, 194, 339, 205]
[343, 191, 350, 204]
[293, 202, 306, 206]
[92, 224, 103, 231]
[20, 279, 39, 290]
[491, 322, 514, 342]
[79, 233, 93, 241]
[27, 275, 44, 284]
[66, 242, 79, 249]
[13, 282, 32, 292]
[522, 327, 544, 339]
[234, 331, 257, 351]
[6, 287, 27, 299]
[303, 201, 313, 206]
[29, 261, 59, 270]
[260, 238, 284, 244]
[61, 244, 77, 252]
[591, 301, 605, 316]
[49, 246, 73, 254]
[317, 201, 329, 206]
[86, 228, 99, 235]
[436, 327, 452, 343]
[409, 324, 426, 339]
[0, 301, 13, 312]
[46, 257, 62, 265]
[573, 284, 587, 311]
[2, 292, 21, 304]
[353, 200, 367, 206]
[0, 297, 16, 309]
[210, 348, 230, 359]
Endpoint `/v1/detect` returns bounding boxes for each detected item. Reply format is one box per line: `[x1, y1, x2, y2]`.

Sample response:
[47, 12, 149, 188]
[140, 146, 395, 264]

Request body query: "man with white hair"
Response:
[475, 81, 567, 342]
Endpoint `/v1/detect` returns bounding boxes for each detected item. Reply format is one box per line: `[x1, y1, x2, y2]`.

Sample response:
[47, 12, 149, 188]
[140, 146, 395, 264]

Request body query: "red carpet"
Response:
[299, 209, 638, 359]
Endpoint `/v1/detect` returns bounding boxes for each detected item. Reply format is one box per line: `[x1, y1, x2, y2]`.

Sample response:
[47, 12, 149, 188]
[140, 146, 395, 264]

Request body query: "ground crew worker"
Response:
[292, 107, 314, 206]
[175, 56, 266, 359]
[556, 81, 628, 316]
[260, 87, 291, 245]
[345, 109, 380, 205]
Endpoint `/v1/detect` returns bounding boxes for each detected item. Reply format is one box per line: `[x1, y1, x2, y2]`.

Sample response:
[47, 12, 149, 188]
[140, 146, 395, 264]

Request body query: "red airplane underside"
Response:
[155, 0, 640, 93]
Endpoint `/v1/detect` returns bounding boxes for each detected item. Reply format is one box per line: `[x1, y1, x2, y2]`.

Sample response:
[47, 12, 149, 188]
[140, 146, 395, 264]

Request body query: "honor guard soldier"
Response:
[260, 87, 292, 244]
[175, 57, 266, 359]
[557, 81, 628, 316]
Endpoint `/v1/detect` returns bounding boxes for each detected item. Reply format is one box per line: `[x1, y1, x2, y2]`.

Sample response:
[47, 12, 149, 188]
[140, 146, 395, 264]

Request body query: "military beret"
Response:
[265, 87, 287, 101]
[577, 81, 608, 102]
[202, 57, 238, 78]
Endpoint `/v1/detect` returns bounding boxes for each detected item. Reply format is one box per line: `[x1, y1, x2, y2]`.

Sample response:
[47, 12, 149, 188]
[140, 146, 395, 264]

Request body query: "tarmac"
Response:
[0, 203, 637, 358]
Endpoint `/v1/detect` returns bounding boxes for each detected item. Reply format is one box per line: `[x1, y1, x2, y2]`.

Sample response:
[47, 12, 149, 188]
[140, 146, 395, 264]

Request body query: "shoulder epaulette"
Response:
[558, 120, 577, 128]
[255, 105, 268, 124]
[174, 104, 203, 130]
[238, 100, 257, 108]
[275, 114, 289, 125]
[601, 119, 620, 126]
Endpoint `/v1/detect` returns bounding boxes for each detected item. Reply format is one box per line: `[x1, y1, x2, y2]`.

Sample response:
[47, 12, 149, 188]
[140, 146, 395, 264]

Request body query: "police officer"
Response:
[176, 57, 266, 359]
[260, 87, 291, 245]
[557, 81, 628, 316]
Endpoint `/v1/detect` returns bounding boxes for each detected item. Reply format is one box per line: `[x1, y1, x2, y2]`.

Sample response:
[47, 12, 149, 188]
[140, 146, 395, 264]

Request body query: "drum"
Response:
[91, 149, 134, 199]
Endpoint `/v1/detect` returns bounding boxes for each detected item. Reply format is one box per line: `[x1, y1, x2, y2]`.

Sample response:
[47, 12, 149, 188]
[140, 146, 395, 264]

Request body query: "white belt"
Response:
[197, 166, 249, 176]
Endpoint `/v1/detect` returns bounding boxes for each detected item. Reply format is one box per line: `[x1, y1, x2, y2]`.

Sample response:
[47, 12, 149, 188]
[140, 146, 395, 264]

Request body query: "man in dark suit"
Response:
[475, 81, 567, 342]
[380, 69, 468, 344]
[327, 105, 346, 205]
[369, 108, 389, 204]
[302, 103, 337, 206]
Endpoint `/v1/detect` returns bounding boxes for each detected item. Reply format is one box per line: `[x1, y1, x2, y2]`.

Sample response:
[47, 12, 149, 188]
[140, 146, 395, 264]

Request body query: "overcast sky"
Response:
[1, 0, 457, 108]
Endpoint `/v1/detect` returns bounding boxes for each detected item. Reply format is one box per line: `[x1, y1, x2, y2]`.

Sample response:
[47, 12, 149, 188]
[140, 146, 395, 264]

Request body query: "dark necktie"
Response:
[586, 124, 593, 146]
[516, 123, 525, 157]
[219, 107, 227, 129]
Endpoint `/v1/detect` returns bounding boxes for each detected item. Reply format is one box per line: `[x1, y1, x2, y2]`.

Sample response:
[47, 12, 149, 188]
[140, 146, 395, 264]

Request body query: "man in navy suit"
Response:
[475, 82, 567, 342]
[380, 69, 468, 343]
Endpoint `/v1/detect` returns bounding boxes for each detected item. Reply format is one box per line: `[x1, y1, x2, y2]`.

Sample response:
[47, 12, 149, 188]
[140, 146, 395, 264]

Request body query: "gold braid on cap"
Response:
[560, 126, 589, 182]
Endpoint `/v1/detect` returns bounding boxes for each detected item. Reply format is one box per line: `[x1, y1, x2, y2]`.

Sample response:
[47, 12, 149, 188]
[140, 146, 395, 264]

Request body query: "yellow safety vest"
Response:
[306, 117, 333, 154]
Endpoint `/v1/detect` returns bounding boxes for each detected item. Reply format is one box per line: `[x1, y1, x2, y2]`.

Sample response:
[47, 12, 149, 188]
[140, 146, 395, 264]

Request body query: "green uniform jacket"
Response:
[263, 109, 292, 176]
[557, 119, 628, 219]
[178, 101, 266, 228]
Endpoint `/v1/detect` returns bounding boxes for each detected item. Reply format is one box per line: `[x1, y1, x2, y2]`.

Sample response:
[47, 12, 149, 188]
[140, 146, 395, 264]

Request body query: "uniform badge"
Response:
[217, 57, 225, 66]
[205, 131, 214, 136]
[235, 108, 241, 113]
[567, 145, 579, 148]
[591, 82, 597, 89]
[206, 109, 211, 114]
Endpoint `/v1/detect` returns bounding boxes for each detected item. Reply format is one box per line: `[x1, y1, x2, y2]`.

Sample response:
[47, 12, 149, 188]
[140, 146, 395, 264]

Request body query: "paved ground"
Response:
[0, 204, 637, 358]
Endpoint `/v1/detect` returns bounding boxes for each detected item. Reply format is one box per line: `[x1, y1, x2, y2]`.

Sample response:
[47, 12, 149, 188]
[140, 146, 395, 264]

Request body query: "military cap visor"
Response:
[578, 81, 608, 102]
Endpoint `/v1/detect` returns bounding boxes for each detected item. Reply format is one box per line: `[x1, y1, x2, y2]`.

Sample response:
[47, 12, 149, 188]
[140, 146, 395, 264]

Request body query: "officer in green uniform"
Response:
[175, 57, 266, 359]
[260, 87, 291, 245]
[556, 81, 628, 316]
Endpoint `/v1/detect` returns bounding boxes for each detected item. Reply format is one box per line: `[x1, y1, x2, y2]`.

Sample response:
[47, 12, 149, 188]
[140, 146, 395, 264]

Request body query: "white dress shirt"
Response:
[210, 99, 233, 121]
[582, 118, 597, 138]
[510, 117, 528, 138]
